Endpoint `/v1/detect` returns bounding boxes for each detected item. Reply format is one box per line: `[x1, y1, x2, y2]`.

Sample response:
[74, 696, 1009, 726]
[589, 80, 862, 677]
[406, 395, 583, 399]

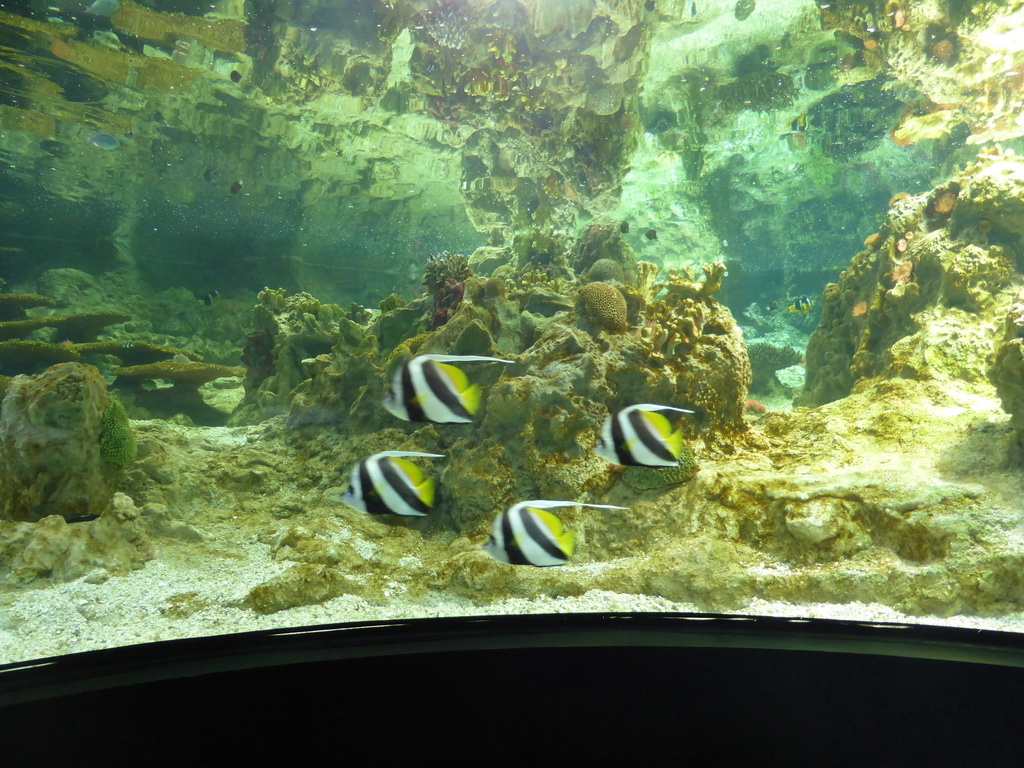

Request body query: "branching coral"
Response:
[641, 299, 708, 359]
[640, 263, 727, 359]
[654, 262, 728, 303]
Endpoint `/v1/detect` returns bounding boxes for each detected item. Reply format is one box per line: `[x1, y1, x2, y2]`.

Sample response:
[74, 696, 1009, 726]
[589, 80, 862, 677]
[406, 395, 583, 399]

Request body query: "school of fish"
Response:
[340, 353, 696, 567]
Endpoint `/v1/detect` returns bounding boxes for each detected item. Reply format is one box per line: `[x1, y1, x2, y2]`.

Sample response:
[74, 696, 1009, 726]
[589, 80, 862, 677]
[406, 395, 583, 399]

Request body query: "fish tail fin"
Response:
[418, 475, 435, 508]
[461, 383, 482, 416]
[667, 428, 684, 460]
[559, 529, 575, 560]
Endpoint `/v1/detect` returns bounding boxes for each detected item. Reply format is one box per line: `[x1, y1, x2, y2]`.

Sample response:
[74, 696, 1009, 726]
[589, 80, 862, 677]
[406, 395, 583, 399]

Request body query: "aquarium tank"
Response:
[2, 0, 1024, 676]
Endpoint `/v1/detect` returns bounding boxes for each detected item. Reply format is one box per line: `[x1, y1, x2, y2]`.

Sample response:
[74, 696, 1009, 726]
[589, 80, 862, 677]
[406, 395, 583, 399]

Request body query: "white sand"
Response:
[4, 539, 1024, 665]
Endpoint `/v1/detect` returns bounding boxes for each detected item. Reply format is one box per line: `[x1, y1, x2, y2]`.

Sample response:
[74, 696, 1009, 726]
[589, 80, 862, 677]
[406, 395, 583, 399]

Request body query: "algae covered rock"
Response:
[0, 362, 124, 522]
[800, 163, 1021, 407]
[234, 288, 364, 424]
[989, 285, 1024, 458]
[243, 564, 370, 615]
[0, 492, 153, 587]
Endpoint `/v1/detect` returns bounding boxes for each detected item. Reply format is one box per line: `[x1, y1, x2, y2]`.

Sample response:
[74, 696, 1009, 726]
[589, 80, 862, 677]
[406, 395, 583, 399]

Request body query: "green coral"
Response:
[622, 448, 699, 492]
[423, 252, 471, 292]
[100, 398, 137, 467]
[586, 258, 625, 283]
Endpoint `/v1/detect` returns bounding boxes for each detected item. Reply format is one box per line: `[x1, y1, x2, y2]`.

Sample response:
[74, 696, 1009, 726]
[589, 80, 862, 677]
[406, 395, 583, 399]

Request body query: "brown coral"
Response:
[577, 282, 628, 333]
[934, 191, 957, 215]
[891, 261, 913, 284]
[931, 39, 954, 62]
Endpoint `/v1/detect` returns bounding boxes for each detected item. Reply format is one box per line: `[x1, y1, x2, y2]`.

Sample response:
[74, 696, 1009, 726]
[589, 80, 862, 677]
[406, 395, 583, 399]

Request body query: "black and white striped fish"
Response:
[341, 451, 445, 517]
[593, 403, 694, 467]
[382, 354, 513, 424]
[483, 500, 629, 567]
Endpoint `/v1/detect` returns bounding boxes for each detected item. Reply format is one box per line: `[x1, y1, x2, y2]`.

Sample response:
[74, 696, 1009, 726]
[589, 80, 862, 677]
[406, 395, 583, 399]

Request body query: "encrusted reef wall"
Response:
[0, 363, 156, 587]
[799, 153, 1024, 407]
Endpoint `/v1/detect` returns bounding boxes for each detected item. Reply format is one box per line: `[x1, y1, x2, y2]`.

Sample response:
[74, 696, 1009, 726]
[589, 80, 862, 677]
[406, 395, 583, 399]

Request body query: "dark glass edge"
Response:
[1, 611, 1022, 706]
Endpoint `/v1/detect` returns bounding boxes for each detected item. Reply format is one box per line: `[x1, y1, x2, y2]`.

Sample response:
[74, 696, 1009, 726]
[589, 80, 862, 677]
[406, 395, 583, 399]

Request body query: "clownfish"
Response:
[788, 296, 815, 313]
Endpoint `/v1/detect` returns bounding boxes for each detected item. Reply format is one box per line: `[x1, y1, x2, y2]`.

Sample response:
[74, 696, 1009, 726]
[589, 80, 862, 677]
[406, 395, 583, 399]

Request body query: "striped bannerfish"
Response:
[593, 403, 695, 467]
[382, 354, 513, 424]
[483, 500, 629, 567]
[341, 451, 445, 517]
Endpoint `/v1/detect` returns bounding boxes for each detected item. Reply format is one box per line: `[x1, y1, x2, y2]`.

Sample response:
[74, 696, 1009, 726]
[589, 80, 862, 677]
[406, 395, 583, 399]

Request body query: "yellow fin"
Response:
[389, 457, 434, 507]
[527, 507, 573, 558]
[417, 476, 435, 507]
[432, 361, 481, 413]
[434, 361, 471, 393]
[528, 507, 565, 535]
[460, 383, 482, 415]
[639, 410, 673, 440]
[389, 457, 424, 485]
[666, 428, 683, 460]
[559, 529, 575, 559]
[639, 411, 682, 458]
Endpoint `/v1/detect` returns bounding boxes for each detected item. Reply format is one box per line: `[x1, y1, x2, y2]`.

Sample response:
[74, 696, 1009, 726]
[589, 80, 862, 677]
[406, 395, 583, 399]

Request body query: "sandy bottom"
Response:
[4, 538, 1024, 665]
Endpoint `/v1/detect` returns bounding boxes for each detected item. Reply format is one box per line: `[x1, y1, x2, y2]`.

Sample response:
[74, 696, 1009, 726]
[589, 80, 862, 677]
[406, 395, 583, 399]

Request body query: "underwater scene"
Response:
[2, 0, 1024, 664]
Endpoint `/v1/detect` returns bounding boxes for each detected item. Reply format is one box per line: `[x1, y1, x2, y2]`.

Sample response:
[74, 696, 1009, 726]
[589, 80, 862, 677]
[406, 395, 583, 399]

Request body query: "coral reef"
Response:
[747, 341, 803, 392]
[424, 252, 472, 329]
[632, 263, 751, 430]
[800, 157, 1022, 407]
[576, 282, 629, 334]
[115, 361, 245, 426]
[9, 1, 1024, 658]
[233, 289, 363, 424]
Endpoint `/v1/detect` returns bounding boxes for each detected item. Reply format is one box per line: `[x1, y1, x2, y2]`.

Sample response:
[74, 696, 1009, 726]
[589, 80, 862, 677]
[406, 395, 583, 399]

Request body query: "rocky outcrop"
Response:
[0, 363, 123, 522]
[799, 157, 1024, 407]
